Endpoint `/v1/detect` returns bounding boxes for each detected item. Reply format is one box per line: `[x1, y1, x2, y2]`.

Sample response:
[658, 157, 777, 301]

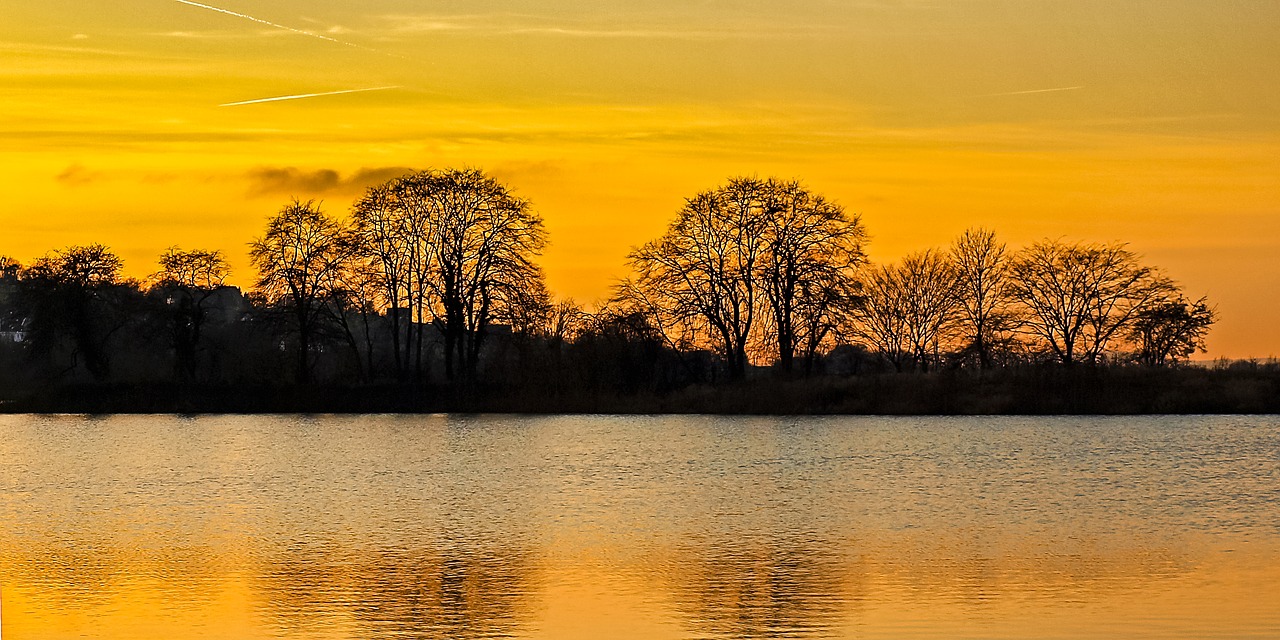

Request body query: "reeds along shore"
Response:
[0, 170, 1236, 412]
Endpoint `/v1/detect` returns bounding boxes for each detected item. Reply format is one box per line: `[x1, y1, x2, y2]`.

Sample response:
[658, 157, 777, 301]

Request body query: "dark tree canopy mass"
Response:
[0, 168, 1266, 414]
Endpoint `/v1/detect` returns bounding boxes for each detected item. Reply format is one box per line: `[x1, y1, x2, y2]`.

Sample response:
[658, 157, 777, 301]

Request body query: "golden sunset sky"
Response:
[2, 0, 1278, 357]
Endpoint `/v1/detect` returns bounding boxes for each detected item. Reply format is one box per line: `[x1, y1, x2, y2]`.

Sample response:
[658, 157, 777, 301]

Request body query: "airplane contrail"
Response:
[982, 86, 1085, 97]
[220, 86, 400, 107]
[174, 0, 371, 52]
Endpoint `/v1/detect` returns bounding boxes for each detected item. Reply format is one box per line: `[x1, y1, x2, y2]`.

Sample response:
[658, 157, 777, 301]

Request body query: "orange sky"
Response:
[2, 0, 1278, 358]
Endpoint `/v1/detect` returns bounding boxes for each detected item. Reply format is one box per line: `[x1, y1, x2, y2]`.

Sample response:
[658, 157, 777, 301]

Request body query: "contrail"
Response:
[174, 0, 370, 52]
[220, 86, 400, 107]
[982, 86, 1084, 97]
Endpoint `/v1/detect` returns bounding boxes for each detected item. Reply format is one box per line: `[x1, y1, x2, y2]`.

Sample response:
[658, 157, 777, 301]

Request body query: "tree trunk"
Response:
[296, 308, 311, 384]
[778, 329, 794, 374]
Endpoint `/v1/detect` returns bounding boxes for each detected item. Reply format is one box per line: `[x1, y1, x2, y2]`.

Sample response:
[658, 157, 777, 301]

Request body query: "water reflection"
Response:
[666, 538, 851, 639]
[252, 542, 536, 639]
[1, 414, 1278, 639]
[659, 534, 1201, 639]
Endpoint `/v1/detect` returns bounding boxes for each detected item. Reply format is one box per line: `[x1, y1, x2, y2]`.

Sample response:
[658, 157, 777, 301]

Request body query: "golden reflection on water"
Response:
[2, 414, 1279, 639]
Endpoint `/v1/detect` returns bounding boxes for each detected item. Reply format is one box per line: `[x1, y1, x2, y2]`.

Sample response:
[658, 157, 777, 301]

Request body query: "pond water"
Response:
[1, 414, 1278, 639]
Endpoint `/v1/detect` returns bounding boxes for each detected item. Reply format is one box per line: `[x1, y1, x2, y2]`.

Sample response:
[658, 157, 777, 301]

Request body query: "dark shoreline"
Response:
[5, 366, 1277, 415]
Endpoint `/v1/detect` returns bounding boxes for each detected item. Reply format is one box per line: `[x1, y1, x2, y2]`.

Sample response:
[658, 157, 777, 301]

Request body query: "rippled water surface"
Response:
[2, 414, 1279, 639]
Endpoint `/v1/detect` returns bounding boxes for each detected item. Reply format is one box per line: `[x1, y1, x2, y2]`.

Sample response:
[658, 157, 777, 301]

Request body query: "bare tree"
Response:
[249, 199, 348, 383]
[320, 244, 383, 382]
[499, 274, 553, 339]
[351, 169, 548, 383]
[390, 172, 446, 379]
[421, 169, 548, 383]
[1128, 295, 1215, 366]
[950, 228, 1013, 369]
[350, 175, 446, 380]
[627, 177, 769, 379]
[350, 183, 415, 378]
[546, 298, 588, 346]
[612, 276, 706, 378]
[852, 263, 910, 371]
[792, 267, 863, 374]
[853, 250, 957, 372]
[151, 247, 231, 379]
[759, 180, 867, 374]
[1006, 240, 1174, 365]
[496, 287, 587, 347]
[28, 244, 122, 287]
[20, 244, 128, 380]
[898, 250, 958, 371]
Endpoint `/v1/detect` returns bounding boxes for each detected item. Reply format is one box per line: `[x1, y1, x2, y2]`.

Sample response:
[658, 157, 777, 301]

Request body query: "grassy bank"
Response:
[3, 365, 1277, 415]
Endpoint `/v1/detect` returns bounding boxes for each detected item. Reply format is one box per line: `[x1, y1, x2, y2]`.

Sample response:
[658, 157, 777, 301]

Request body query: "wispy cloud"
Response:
[246, 166, 414, 196]
[0, 40, 148, 58]
[173, 0, 394, 55]
[175, 0, 342, 43]
[55, 164, 104, 186]
[489, 160, 566, 185]
[380, 14, 836, 40]
[979, 86, 1085, 98]
[220, 86, 400, 107]
[158, 29, 288, 40]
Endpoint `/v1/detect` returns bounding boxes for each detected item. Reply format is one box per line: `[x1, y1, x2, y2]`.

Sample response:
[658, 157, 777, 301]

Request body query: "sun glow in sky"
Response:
[2, 0, 1278, 357]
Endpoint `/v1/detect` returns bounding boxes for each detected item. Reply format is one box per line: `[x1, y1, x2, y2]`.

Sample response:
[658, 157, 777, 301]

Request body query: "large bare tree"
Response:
[249, 199, 349, 383]
[853, 263, 910, 371]
[626, 177, 769, 379]
[1006, 240, 1174, 365]
[422, 169, 547, 382]
[854, 250, 957, 372]
[759, 180, 867, 374]
[624, 177, 866, 378]
[350, 178, 430, 379]
[950, 228, 1013, 369]
[350, 169, 548, 383]
[351, 183, 406, 375]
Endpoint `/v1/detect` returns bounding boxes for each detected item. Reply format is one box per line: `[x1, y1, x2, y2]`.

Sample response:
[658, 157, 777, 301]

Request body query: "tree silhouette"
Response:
[249, 199, 350, 384]
[898, 250, 959, 371]
[19, 244, 128, 381]
[626, 177, 867, 379]
[759, 180, 867, 375]
[570, 305, 672, 393]
[421, 169, 547, 383]
[627, 178, 771, 380]
[854, 250, 957, 372]
[320, 246, 382, 382]
[350, 169, 547, 384]
[1007, 240, 1174, 365]
[851, 263, 910, 372]
[351, 175, 444, 381]
[350, 182, 415, 379]
[0, 168, 1239, 412]
[499, 275, 554, 339]
[1128, 296, 1215, 366]
[950, 228, 1013, 369]
[151, 247, 231, 379]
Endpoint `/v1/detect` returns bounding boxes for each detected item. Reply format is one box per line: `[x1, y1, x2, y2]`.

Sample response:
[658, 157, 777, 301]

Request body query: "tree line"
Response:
[0, 169, 1217, 397]
[619, 176, 1214, 378]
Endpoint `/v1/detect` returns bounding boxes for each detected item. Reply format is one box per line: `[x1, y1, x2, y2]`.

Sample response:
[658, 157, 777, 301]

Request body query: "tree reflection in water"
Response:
[254, 540, 537, 639]
[2, 414, 1278, 640]
[663, 538, 855, 639]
